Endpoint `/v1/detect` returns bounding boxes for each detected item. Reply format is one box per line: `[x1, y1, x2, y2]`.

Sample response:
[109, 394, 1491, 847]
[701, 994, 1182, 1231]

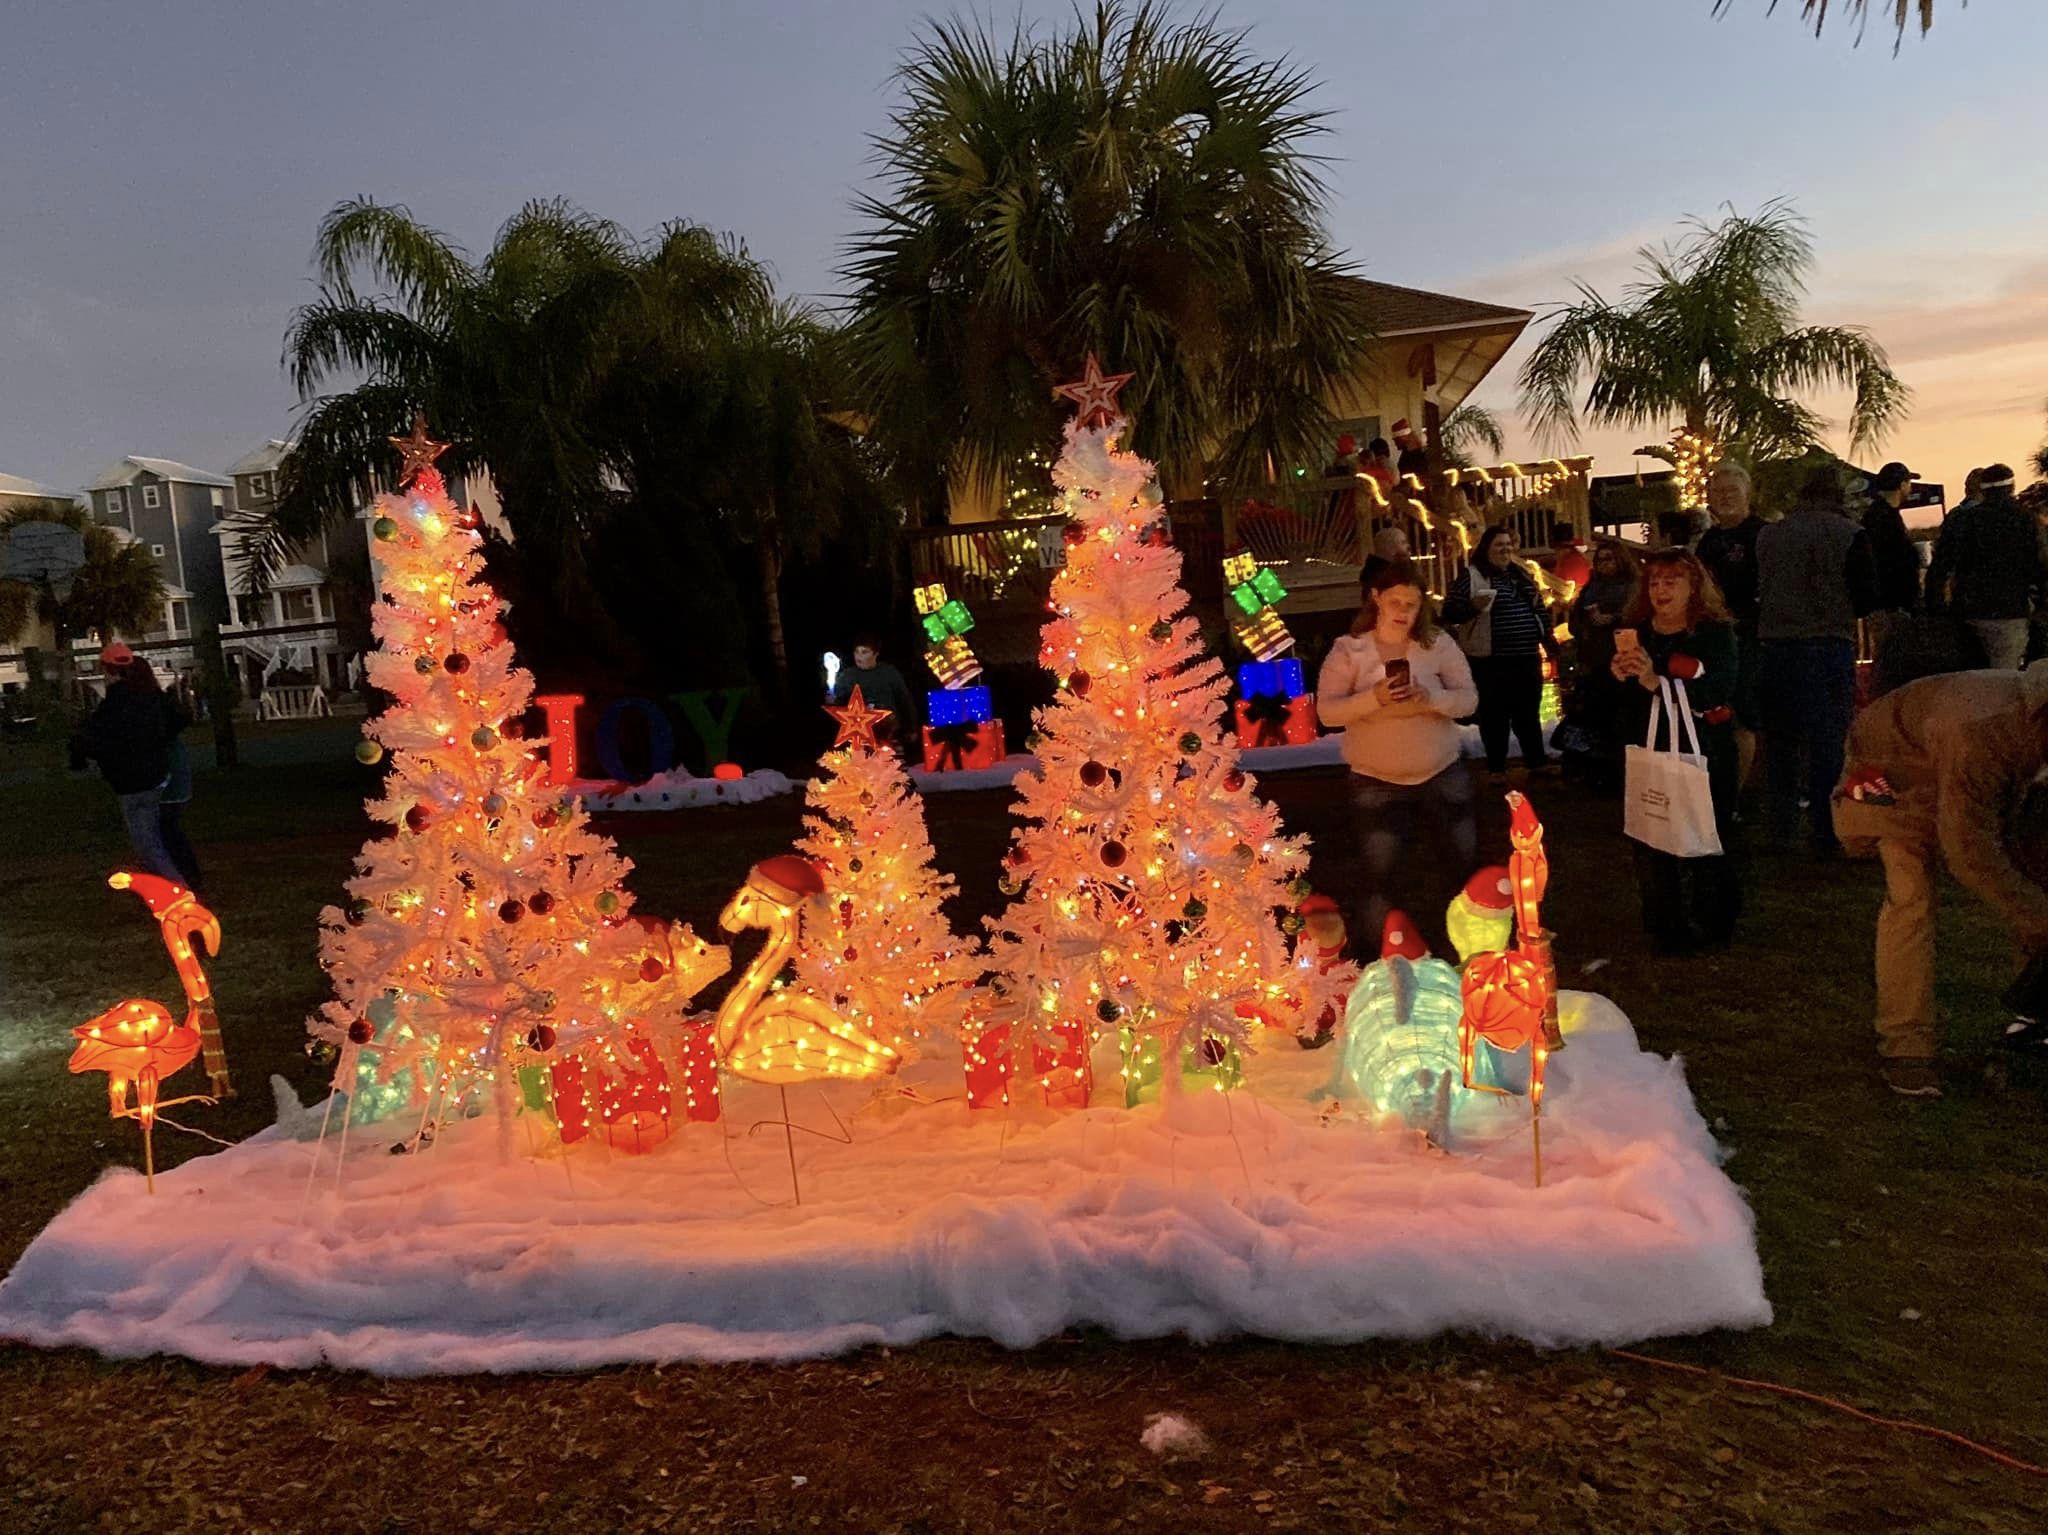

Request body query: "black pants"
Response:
[160, 800, 202, 890]
[1348, 762, 1478, 957]
[1632, 741, 1742, 952]
[1470, 653, 1548, 772]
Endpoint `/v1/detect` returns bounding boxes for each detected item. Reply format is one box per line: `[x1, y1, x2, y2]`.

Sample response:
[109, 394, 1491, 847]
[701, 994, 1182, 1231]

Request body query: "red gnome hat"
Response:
[1380, 910, 1430, 961]
[1462, 867, 1513, 913]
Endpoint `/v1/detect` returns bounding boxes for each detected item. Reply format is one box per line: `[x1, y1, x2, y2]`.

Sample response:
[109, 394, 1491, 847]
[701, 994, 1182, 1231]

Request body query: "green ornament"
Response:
[470, 726, 498, 751]
[1280, 913, 1306, 936]
[1178, 731, 1203, 756]
[998, 874, 1023, 897]
[1150, 620, 1174, 642]
[481, 793, 506, 817]
[1289, 877, 1313, 902]
[372, 516, 400, 542]
[345, 898, 374, 926]
[1096, 998, 1123, 1024]
[594, 890, 621, 916]
[354, 740, 384, 765]
[1182, 897, 1207, 923]
[414, 655, 437, 675]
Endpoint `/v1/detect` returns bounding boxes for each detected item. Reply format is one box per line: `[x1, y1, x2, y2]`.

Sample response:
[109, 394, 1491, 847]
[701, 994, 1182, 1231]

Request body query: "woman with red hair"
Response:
[1612, 549, 1743, 954]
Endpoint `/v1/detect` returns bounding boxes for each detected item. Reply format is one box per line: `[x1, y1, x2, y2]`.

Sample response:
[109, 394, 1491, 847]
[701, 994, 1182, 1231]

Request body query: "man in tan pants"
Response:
[1834, 663, 2048, 1097]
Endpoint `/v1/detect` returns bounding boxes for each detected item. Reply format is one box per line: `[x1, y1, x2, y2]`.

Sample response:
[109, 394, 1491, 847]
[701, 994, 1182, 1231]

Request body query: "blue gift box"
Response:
[927, 685, 993, 726]
[1237, 659, 1304, 699]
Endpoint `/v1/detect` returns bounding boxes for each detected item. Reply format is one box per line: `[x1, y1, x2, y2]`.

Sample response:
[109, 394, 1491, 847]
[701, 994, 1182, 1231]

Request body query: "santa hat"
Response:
[1380, 910, 1430, 961]
[747, 853, 825, 908]
[1298, 892, 1341, 918]
[1390, 418, 1420, 447]
[1335, 434, 1358, 457]
[1460, 867, 1513, 912]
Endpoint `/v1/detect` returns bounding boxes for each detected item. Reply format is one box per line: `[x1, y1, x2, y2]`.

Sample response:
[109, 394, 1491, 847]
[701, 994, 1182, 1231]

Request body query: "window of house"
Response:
[211, 488, 226, 508]
[142, 484, 161, 509]
[151, 543, 166, 557]
[168, 601, 189, 634]
[247, 474, 268, 499]
[282, 587, 318, 623]
[106, 490, 125, 515]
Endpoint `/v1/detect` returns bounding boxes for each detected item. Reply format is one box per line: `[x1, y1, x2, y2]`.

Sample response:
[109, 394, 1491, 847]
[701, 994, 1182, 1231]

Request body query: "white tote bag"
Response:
[1624, 677, 1723, 859]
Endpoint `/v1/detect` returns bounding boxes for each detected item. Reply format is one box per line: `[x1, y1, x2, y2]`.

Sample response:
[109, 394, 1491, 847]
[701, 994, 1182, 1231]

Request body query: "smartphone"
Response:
[1615, 629, 1641, 656]
[1383, 657, 1411, 689]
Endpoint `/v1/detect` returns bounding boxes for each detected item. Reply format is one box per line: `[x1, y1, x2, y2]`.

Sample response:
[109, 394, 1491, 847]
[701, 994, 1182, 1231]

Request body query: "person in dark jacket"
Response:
[69, 643, 186, 883]
[1565, 540, 1638, 785]
[1926, 465, 2048, 670]
[1613, 550, 1743, 954]
[1862, 461, 1925, 694]
[1756, 468, 1881, 856]
[1442, 525, 1559, 776]
[1696, 460, 1766, 788]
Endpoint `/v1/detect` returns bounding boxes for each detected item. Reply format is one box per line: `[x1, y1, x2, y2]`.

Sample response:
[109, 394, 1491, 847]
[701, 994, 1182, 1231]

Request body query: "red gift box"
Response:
[1232, 694, 1318, 749]
[921, 719, 1007, 773]
[674, 1018, 722, 1124]
[963, 1018, 1014, 1111]
[1034, 1018, 1091, 1110]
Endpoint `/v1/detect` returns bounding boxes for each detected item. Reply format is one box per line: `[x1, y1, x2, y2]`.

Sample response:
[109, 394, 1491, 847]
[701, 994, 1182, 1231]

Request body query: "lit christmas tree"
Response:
[792, 688, 983, 1057]
[309, 419, 725, 1142]
[989, 360, 1310, 1104]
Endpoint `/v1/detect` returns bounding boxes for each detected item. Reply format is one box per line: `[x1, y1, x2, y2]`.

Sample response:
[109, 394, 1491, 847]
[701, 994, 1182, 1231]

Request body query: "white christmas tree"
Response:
[309, 419, 724, 1140]
[792, 688, 983, 1057]
[989, 360, 1310, 1102]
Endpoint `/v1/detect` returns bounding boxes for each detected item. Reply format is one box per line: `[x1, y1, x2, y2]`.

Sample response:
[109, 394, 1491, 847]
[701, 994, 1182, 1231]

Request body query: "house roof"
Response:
[226, 440, 293, 478]
[88, 456, 233, 490]
[0, 472, 75, 502]
[270, 563, 325, 589]
[1349, 278, 1532, 338]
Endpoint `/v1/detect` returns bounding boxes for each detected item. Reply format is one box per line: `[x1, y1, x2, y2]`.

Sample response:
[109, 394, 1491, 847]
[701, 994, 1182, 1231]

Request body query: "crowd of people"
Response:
[1319, 457, 2048, 1098]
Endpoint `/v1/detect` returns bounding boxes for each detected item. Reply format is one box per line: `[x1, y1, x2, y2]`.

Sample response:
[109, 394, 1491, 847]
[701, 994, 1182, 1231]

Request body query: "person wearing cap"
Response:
[1926, 463, 2048, 671]
[1756, 467, 1881, 857]
[1862, 461, 1926, 695]
[1833, 661, 2048, 1098]
[68, 643, 188, 883]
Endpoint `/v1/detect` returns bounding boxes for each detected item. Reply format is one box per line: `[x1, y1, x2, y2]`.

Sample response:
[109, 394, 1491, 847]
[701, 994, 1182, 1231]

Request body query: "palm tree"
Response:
[1517, 201, 1908, 510]
[0, 500, 166, 647]
[1712, 1, 1941, 48]
[2033, 398, 2048, 481]
[840, 0, 1375, 513]
[1438, 403, 1506, 469]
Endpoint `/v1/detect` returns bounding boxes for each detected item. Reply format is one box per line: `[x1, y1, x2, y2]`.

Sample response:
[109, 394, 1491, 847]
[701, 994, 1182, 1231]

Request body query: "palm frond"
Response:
[1711, 1, 1944, 50]
[312, 198, 471, 325]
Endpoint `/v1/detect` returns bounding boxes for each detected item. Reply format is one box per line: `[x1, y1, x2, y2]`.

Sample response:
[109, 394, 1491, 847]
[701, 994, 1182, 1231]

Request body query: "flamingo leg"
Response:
[137, 1067, 159, 1195]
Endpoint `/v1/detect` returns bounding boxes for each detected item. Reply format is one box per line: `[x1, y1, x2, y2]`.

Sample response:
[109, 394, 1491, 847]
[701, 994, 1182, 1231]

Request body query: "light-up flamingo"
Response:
[109, 871, 232, 1096]
[1458, 792, 1559, 1185]
[713, 854, 899, 1085]
[69, 999, 212, 1193]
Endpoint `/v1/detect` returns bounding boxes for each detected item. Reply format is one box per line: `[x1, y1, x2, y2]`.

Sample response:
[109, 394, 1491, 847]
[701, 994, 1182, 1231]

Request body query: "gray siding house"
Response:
[85, 456, 236, 644]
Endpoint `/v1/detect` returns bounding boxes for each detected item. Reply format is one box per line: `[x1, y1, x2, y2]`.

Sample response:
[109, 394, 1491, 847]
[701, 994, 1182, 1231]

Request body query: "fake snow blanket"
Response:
[0, 993, 1767, 1373]
[571, 768, 795, 810]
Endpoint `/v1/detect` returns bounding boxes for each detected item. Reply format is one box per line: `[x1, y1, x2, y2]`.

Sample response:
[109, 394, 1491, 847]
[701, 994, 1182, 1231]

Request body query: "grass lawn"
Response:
[3, 725, 2046, 1533]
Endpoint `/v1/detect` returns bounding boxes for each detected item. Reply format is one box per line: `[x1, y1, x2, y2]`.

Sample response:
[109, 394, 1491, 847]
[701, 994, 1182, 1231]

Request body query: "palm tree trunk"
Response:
[756, 530, 789, 701]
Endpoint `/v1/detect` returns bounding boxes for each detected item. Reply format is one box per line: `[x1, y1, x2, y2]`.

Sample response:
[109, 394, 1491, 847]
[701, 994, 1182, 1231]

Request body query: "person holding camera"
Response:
[1316, 558, 1480, 954]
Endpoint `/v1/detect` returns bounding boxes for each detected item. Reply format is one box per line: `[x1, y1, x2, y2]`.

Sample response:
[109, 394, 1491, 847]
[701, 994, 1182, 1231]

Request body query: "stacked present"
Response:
[914, 581, 1007, 771]
[1222, 551, 1317, 747]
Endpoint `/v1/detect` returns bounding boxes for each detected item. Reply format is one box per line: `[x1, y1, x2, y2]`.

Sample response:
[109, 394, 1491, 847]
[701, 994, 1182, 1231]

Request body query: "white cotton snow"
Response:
[571, 769, 796, 811]
[1141, 1413, 1211, 1458]
[0, 993, 1769, 1374]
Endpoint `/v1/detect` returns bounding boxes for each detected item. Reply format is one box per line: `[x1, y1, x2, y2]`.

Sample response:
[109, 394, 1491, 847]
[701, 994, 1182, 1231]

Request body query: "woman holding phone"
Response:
[1317, 558, 1481, 953]
[1612, 549, 1742, 953]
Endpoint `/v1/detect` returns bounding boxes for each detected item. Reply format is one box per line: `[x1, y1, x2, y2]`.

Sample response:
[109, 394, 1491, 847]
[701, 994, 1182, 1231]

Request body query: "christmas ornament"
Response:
[594, 890, 620, 916]
[413, 655, 437, 675]
[1223, 769, 1246, 792]
[1080, 760, 1109, 788]
[1097, 998, 1123, 1023]
[345, 899, 373, 926]
[1183, 897, 1207, 923]
[355, 740, 384, 765]
[639, 956, 666, 983]
[348, 1018, 375, 1045]
[528, 891, 555, 916]
[372, 516, 400, 543]
[404, 804, 431, 834]
[471, 726, 498, 751]
[1150, 620, 1173, 642]
[1067, 670, 1091, 697]
[1100, 839, 1127, 869]
[1063, 524, 1086, 547]
[526, 1024, 556, 1052]
[481, 793, 506, 817]
[1178, 731, 1202, 756]
[444, 652, 470, 675]
[499, 899, 525, 924]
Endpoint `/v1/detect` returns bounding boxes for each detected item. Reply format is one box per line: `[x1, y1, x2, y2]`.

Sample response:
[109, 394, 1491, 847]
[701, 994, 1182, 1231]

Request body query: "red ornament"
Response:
[404, 803, 431, 834]
[499, 899, 525, 924]
[1199, 1036, 1229, 1066]
[843, 946, 858, 963]
[1005, 845, 1029, 869]
[443, 652, 470, 675]
[1223, 769, 1247, 793]
[1080, 760, 1109, 788]
[528, 890, 555, 916]
[839, 898, 854, 926]
[1100, 839, 1128, 869]
[526, 1024, 556, 1053]
[347, 1018, 375, 1045]
[1067, 670, 1091, 697]
[639, 956, 667, 983]
[533, 807, 558, 829]
[1062, 523, 1086, 547]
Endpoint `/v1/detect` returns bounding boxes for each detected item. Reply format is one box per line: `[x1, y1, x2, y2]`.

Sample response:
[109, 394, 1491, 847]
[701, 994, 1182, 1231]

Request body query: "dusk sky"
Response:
[6, 0, 2046, 500]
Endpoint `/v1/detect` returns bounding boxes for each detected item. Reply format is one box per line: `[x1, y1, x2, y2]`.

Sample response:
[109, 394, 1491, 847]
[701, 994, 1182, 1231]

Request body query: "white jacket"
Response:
[1316, 629, 1479, 785]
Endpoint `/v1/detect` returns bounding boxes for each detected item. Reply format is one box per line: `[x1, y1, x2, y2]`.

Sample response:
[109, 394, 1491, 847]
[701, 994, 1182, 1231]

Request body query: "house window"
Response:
[169, 601, 189, 634]
[247, 474, 268, 499]
[281, 587, 318, 623]
[151, 543, 166, 557]
[211, 488, 226, 508]
[142, 484, 161, 509]
[106, 490, 125, 515]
